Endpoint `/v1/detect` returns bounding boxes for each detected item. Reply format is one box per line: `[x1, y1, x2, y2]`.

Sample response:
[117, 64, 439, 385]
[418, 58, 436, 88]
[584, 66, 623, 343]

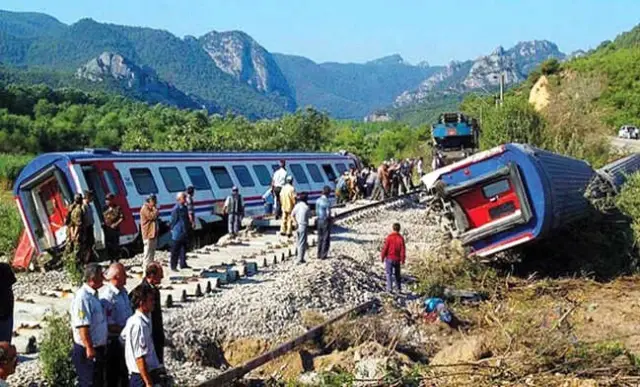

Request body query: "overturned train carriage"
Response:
[423, 144, 640, 258]
[13, 149, 357, 268]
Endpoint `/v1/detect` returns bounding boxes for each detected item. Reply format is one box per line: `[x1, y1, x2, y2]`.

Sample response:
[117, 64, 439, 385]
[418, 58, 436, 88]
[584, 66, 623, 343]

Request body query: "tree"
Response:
[479, 97, 545, 150]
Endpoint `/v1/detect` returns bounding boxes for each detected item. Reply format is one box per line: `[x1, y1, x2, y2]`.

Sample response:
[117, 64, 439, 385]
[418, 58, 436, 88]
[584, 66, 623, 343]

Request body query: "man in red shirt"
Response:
[380, 223, 406, 293]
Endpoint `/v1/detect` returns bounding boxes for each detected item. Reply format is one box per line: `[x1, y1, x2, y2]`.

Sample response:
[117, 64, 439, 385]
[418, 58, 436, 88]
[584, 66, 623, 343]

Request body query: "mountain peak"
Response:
[366, 54, 406, 66]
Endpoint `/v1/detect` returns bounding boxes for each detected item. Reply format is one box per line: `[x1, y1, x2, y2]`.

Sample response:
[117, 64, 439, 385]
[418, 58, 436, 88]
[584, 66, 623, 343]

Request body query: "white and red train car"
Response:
[12, 149, 357, 267]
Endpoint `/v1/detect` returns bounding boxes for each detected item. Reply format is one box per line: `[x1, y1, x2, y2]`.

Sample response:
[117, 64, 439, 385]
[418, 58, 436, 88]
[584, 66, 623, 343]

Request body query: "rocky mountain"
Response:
[273, 53, 440, 118]
[76, 52, 203, 109]
[199, 31, 295, 110]
[395, 40, 565, 107]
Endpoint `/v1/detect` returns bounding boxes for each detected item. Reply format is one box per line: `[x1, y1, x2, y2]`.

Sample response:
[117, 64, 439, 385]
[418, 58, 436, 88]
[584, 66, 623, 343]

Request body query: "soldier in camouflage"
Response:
[80, 190, 96, 264]
[103, 193, 124, 263]
[65, 194, 85, 262]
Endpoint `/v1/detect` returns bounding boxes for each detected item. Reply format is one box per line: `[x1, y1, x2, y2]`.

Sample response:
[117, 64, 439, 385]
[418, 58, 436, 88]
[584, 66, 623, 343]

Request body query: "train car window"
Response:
[322, 164, 337, 181]
[252, 165, 272, 186]
[159, 167, 186, 193]
[186, 166, 211, 190]
[210, 166, 234, 189]
[103, 171, 119, 196]
[271, 164, 279, 172]
[335, 163, 348, 175]
[290, 164, 309, 184]
[482, 179, 511, 198]
[348, 163, 355, 170]
[232, 165, 255, 187]
[130, 168, 158, 195]
[305, 164, 324, 183]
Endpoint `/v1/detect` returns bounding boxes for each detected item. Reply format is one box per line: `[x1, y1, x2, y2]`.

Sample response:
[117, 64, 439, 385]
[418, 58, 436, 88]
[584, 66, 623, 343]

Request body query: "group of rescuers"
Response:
[0, 159, 410, 387]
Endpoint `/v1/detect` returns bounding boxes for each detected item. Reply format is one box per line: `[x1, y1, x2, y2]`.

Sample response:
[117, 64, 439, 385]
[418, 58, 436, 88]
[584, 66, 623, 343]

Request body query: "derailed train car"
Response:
[12, 149, 357, 267]
[422, 143, 640, 258]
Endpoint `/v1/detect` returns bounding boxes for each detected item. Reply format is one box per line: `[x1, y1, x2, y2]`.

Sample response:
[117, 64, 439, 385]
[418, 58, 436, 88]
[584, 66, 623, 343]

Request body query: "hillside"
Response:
[0, 11, 290, 118]
[273, 53, 439, 118]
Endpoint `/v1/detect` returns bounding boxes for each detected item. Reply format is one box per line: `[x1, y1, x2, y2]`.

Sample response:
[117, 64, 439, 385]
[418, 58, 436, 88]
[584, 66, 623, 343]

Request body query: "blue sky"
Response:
[3, 0, 640, 65]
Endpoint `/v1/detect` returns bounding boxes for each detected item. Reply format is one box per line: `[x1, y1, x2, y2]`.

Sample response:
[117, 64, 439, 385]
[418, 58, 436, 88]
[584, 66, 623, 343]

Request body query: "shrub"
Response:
[616, 172, 640, 244]
[0, 194, 22, 258]
[62, 248, 83, 286]
[0, 154, 33, 190]
[40, 312, 76, 387]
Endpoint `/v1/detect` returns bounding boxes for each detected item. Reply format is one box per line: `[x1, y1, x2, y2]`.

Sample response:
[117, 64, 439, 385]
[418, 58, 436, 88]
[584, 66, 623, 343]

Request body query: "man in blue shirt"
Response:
[315, 186, 332, 259]
[99, 263, 132, 387]
[170, 192, 191, 271]
[70, 263, 108, 387]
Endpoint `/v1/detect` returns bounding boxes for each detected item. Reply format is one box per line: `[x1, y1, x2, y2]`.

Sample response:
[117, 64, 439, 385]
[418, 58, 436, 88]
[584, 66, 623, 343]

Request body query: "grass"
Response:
[0, 190, 22, 260]
[0, 153, 33, 190]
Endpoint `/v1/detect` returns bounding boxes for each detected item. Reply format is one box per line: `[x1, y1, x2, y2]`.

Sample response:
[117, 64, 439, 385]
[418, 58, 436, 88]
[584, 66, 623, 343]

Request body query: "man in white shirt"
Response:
[271, 159, 287, 220]
[291, 192, 311, 264]
[0, 342, 17, 386]
[70, 263, 108, 387]
[122, 285, 162, 387]
[100, 263, 132, 387]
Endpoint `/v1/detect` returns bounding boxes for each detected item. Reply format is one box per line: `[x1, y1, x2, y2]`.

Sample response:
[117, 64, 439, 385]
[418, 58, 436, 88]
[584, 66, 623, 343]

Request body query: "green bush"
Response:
[616, 172, 640, 244]
[62, 248, 83, 286]
[0, 154, 32, 190]
[40, 312, 76, 387]
[0, 195, 23, 258]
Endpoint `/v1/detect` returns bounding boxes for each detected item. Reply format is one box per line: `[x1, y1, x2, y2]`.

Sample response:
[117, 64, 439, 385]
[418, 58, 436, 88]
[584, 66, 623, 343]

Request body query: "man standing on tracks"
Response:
[0, 264, 16, 343]
[122, 285, 163, 387]
[279, 176, 296, 238]
[70, 263, 108, 387]
[224, 186, 244, 238]
[132, 262, 165, 365]
[81, 190, 96, 263]
[140, 194, 159, 270]
[315, 186, 332, 259]
[380, 223, 406, 294]
[292, 192, 311, 264]
[271, 160, 287, 220]
[170, 192, 191, 271]
[99, 263, 132, 387]
[103, 193, 124, 263]
[186, 185, 196, 230]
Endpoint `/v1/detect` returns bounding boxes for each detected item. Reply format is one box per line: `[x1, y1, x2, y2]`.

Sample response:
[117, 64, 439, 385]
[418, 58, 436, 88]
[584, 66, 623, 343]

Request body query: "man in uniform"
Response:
[291, 192, 311, 264]
[66, 193, 85, 259]
[223, 186, 244, 238]
[271, 160, 287, 219]
[103, 193, 124, 262]
[99, 263, 132, 387]
[279, 176, 296, 237]
[132, 262, 165, 364]
[0, 342, 17, 386]
[315, 186, 332, 260]
[81, 190, 96, 263]
[71, 263, 108, 387]
[140, 194, 159, 269]
[122, 285, 162, 387]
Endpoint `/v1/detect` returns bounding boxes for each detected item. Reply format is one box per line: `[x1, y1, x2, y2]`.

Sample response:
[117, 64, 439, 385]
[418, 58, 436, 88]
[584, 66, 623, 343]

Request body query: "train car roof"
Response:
[14, 149, 353, 195]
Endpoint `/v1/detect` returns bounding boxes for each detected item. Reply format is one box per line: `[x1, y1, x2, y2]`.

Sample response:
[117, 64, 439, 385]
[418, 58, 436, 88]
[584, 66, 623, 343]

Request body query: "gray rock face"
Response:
[200, 31, 296, 110]
[76, 52, 202, 109]
[395, 40, 565, 106]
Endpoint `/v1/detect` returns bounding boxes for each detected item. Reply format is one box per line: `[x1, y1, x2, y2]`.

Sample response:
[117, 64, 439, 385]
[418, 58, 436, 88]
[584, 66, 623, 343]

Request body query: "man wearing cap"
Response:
[223, 186, 244, 238]
[140, 194, 159, 268]
[81, 190, 96, 263]
[70, 263, 108, 387]
[279, 176, 296, 237]
[170, 192, 190, 271]
[99, 263, 132, 387]
[0, 342, 17, 386]
[103, 193, 124, 262]
[271, 160, 287, 220]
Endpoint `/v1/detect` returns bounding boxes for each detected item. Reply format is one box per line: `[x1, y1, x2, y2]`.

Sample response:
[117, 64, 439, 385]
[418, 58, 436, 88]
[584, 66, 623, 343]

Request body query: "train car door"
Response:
[37, 178, 68, 245]
[184, 165, 218, 226]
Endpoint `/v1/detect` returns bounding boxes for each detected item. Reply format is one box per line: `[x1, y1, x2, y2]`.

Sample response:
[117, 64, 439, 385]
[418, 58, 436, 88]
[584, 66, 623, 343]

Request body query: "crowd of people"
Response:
[334, 157, 424, 204]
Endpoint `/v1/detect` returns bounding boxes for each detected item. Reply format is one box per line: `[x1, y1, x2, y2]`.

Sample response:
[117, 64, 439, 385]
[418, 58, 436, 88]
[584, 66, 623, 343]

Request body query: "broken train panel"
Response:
[422, 143, 597, 257]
